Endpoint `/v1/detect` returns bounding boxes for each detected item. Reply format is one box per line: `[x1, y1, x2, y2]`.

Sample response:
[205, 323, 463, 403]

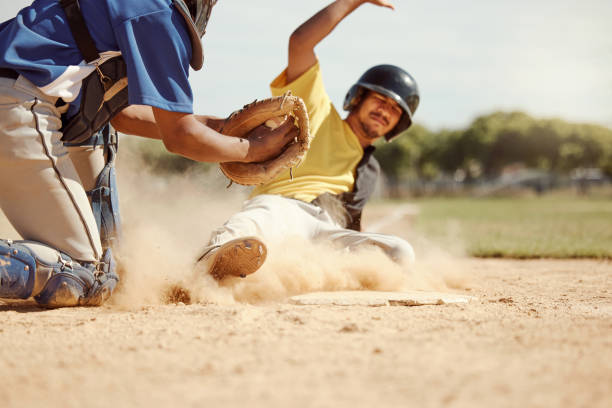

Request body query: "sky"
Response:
[2, 0, 611, 130]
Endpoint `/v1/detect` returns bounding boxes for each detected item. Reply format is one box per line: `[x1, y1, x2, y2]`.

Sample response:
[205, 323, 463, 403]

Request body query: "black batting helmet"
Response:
[343, 64, 420, 141]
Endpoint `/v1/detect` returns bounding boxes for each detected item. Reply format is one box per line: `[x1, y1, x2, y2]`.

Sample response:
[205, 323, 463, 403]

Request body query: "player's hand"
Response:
[363, 0, 395, 10]
[243, 118, 298, 163]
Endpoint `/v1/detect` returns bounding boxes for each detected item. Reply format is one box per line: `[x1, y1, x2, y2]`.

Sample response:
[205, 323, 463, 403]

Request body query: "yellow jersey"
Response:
[250, 62, 364, 202]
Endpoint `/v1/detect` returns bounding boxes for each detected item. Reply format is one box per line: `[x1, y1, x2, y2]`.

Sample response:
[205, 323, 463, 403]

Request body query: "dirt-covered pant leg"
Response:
[208, 194, 415, 264]
[208, 194, 324, 246]
[315, 228, 416, 264]
[0, 77, 102, 263]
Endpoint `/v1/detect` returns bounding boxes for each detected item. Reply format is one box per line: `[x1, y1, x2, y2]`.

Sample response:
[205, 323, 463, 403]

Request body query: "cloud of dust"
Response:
[223, 237, 444, 303]
[108, 145, 248, 309]
[109, 146, 472, 308]
[411, 239, 473, 291]
[0, 141, 472, 308]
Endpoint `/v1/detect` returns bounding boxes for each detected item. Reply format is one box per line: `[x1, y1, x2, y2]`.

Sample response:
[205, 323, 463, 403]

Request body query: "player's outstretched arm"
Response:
[287, 0, 395, 83]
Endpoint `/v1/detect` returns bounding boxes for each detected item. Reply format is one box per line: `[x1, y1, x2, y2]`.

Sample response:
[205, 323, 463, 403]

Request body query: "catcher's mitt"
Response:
[219, 91, 311, 186]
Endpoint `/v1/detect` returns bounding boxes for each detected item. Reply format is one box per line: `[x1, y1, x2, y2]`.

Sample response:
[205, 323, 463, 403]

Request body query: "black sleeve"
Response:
[340, 145, 380, 231]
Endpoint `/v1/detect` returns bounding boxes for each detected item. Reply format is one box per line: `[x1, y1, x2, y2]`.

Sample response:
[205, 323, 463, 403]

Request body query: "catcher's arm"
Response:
[112, 105, 296, 163]
[111, 105, 161, 139]
[194, 114, 226, 133]
[287, 0, 395, 83]
[112, 105, 227, 137]
[153, 108, 298, 163]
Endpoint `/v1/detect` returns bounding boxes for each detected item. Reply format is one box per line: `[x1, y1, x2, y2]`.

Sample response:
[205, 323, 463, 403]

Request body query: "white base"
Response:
[288, 290, 475, 306]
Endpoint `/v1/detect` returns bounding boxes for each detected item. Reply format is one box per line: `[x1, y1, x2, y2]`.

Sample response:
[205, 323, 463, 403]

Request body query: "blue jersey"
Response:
[0, 0, 194, 114]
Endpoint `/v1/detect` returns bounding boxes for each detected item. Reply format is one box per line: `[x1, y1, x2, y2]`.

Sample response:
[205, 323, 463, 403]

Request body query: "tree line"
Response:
[374, 111, 612, 186]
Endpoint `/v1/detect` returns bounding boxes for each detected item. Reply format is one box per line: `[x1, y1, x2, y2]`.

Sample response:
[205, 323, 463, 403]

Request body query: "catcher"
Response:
[196, 0, 420, 280]
[0, 0, 297, 307]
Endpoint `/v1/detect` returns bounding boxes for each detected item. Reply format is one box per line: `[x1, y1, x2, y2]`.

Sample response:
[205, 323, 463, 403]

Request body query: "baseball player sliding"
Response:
[0, 0, 298, 307]
[196, 0, 421, 280]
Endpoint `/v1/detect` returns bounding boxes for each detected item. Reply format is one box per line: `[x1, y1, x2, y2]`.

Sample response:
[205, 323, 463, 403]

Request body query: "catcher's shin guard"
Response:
[0, 240, 37, 299]
[0, 240, 118, 307]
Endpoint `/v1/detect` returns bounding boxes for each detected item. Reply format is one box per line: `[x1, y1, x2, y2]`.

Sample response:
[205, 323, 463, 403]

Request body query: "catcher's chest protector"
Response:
[58, 0, 201, 144]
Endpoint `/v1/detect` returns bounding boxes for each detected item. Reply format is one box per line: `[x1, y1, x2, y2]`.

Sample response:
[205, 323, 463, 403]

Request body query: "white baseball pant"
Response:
[208, 194, 415, 264]
[0, 76, 104, 262]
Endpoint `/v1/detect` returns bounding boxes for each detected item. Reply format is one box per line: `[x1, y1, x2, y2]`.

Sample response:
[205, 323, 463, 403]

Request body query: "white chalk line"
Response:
[365, 204, 420, 233]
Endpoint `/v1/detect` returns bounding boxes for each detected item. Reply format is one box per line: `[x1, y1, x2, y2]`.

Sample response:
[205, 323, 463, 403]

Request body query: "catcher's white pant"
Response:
[0, 76, 104, 262]
[209, 194, 415, 264]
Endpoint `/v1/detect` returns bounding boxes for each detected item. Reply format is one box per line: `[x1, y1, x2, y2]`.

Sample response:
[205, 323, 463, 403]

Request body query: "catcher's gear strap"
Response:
[0, 240, 118, 307]
[64, 125, 121, 250]
[87, 139, 121, 250]
[58, 0, 128, 144]
[219, 92, 312, 186]
[58, 0, 203, 143]
[62, 123, 118, 150]
[59, 56, 129, 145]
[59, 0, 99, 63]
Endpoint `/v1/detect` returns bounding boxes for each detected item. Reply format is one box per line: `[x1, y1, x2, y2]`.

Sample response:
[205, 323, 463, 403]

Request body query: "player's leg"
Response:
[0, 77, 102, 261]
[196, 194, 322, 279]
[0, 77, 117, 306]
[318, 228, 416, 265]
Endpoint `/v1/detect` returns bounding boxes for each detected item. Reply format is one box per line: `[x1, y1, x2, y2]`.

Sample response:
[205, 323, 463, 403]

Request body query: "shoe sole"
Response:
[208, 237, 267, 280]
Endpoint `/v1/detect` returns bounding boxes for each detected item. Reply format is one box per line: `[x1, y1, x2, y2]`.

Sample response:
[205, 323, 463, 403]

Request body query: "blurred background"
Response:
[2, 1, 611, 258]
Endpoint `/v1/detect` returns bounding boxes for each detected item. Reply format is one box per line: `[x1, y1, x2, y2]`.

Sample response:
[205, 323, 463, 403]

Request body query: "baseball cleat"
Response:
[196, 237, 267, 280]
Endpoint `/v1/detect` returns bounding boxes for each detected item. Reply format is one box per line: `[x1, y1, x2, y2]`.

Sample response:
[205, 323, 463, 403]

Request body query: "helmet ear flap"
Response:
[385, 113, 412, 142]
[343, 85, 365, 112]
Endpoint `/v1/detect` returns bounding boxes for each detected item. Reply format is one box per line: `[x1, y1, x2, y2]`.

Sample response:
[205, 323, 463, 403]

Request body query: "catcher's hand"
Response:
[243, 117, 299, 163]
[219, 92, 311, 186]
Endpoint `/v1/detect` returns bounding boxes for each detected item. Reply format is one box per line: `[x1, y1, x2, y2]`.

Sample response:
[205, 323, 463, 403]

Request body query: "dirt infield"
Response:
[1, 168, 610, 407]
[1, 257, 610, 408]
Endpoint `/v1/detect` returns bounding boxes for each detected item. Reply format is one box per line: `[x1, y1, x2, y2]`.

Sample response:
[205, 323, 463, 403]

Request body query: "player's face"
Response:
[354, 91, 403, 143]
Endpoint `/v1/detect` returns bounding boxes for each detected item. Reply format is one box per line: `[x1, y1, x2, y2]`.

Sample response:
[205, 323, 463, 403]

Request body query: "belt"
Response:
[0, 68, 19, 79]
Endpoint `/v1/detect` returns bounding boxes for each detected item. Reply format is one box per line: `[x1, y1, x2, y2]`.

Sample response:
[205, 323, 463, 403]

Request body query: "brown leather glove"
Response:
[219, 92, 311, 185]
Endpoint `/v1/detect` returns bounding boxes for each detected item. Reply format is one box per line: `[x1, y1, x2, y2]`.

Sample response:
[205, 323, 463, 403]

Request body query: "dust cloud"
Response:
[110, 146, 470, 307]
[0, 142, 470, 307]
[225, 237, 442, 303]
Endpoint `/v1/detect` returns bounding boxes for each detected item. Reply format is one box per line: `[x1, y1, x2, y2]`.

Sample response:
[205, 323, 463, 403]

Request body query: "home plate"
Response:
[288, 290, 475, 307]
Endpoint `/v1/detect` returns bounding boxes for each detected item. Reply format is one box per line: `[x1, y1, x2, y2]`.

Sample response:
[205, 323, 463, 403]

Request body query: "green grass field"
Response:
[403, 194, 612, 259]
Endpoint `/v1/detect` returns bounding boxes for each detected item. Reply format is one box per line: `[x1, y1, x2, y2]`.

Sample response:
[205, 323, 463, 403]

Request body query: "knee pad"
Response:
[0, 240, 118, 307]
[0, 240, 38, 299]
